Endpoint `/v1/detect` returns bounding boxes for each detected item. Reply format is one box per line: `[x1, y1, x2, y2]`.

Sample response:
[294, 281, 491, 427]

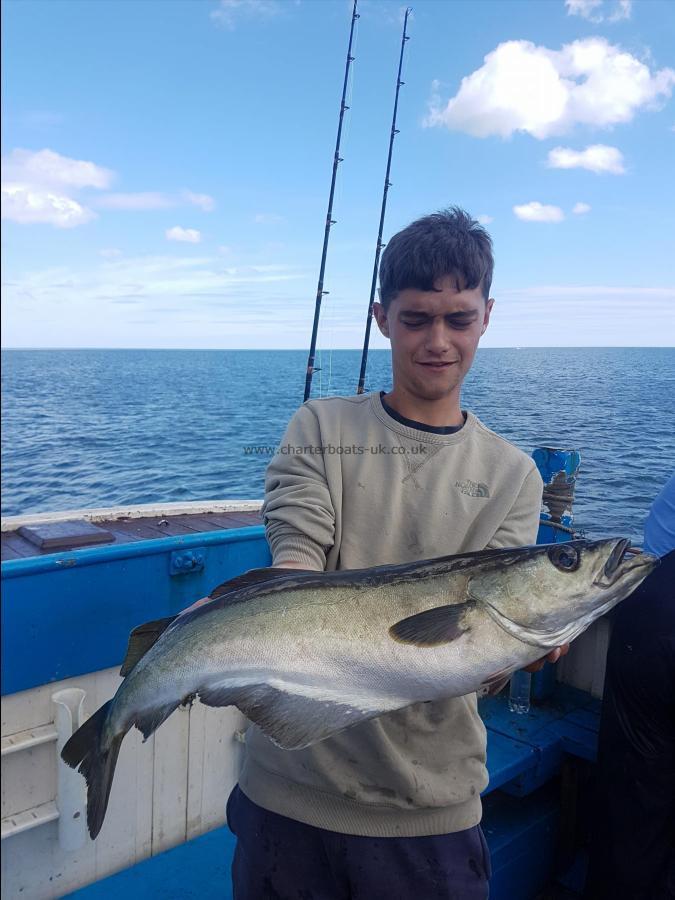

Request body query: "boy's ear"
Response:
[373, 301, 390, 338]
[481, 298, 495, 335]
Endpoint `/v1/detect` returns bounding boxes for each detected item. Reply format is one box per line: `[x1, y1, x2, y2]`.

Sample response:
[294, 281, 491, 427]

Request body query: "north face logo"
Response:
[455, 479, 490, 498]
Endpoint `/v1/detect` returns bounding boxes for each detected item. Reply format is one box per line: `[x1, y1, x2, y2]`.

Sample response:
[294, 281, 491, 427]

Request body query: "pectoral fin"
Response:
[389, 602, 472, 647]
[478, 666, 513, 698]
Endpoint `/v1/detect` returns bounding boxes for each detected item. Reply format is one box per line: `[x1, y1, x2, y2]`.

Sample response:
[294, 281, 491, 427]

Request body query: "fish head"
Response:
[469, 538, 658, 649]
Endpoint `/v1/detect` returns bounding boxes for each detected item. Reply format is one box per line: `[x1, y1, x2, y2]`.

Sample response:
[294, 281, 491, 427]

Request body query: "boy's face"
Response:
[373, 275, 493, 404]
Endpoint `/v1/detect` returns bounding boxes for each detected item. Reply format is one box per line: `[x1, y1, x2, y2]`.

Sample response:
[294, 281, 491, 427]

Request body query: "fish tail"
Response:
[61, 699, 125, 839]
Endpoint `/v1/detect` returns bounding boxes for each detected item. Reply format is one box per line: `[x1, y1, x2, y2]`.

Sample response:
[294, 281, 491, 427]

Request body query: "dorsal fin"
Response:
[209, 567, 313, 599]
[120, 616, 177, 676]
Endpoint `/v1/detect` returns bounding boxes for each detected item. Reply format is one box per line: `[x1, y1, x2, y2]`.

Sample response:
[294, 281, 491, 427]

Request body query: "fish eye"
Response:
[548, 545, 580, 572]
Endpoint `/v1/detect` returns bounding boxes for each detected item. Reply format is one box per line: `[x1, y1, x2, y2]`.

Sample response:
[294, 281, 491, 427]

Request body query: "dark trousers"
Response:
[226, 785, 491, 900]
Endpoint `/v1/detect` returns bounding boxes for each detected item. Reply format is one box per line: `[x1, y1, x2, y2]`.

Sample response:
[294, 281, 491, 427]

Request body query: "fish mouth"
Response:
[605, 538, 631, 579]
[594, 538, 658, 587]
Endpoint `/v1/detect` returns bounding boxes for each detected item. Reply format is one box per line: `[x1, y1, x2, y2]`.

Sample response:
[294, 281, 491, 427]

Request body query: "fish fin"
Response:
[120, 616, 178, 677]
[389, 603, 472, 647]
[209, 567, 311, 599]
[198, 682, 375, 750]
[478, 667, 513, 698]
[61, 699, 125, 840]
[133, 701, 181, 741]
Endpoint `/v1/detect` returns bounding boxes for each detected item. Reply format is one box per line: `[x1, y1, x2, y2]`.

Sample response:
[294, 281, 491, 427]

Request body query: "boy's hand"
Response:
[522, 643, 570, 673]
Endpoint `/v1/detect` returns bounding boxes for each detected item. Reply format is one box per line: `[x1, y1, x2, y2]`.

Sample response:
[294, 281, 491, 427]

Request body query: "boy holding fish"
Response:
[227, 207, 568, 898]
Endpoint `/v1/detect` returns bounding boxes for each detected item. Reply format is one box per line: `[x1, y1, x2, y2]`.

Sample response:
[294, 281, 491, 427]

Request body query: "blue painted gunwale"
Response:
[1, 525, 270, 695]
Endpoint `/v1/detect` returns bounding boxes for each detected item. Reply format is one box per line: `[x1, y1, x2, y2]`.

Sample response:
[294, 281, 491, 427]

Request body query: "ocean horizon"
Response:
[2, 347, 674, 547]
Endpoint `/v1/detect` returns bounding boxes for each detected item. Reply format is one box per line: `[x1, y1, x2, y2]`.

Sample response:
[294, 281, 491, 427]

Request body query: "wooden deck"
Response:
[0, 510, 264, 561]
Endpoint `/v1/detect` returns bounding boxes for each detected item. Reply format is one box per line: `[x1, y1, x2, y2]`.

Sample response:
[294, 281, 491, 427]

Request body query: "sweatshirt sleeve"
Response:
[487, 464, 543, 549]
[261, 404, 335, 570]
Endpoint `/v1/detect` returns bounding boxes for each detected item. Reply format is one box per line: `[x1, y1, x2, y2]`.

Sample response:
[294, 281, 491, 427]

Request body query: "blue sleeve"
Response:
[644, 471, 675, 558]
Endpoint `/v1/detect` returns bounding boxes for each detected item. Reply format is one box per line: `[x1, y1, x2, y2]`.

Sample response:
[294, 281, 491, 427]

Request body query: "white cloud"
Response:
[211, 0, 280, 29]
[99, 248, 123, 258]
[2, 148, 114, 189]
[1, 149, 215, 227]
[513, 202, 565, 223]
[97, 192, 175, 210]
[1, 184, 96, 228]
[565, 0, 632, 23]
[565, 0, 603, 21]
[610, 0, 632, 21]
[477, 214, 494, 225]
[4, 256, 305, 305]
[480, 282, 674, 347]
[166, 226, 202, 243]
[253, 212, 285, 224]
[425, 38, 675, 140]
[1, 148, 114, 228]
[547, 144, 626, 174]
[2, 255, 311, 348]
[182, 190, 216, 212]
[94, 190, 215, 212]
[501, 285, 673, 299]
[572, 202, 591, 214]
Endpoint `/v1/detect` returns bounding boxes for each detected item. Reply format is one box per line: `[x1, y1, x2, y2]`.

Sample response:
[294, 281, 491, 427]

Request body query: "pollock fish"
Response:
[61, 537, 656, 838]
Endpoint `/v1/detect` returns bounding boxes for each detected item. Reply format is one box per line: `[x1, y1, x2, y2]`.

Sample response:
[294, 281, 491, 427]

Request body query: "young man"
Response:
[227, 208, 562, 898]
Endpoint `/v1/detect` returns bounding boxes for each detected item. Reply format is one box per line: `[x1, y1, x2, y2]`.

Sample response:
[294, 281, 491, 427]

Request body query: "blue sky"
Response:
[2, 0, 674, 349]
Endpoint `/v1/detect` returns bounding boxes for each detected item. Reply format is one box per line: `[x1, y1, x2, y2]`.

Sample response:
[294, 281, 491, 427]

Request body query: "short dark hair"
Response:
[378, 206, 494, 309]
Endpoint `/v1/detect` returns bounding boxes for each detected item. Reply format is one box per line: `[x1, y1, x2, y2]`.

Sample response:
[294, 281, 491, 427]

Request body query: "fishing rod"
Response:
[303, 0, 359, 403]
[356, 8, 411, 395]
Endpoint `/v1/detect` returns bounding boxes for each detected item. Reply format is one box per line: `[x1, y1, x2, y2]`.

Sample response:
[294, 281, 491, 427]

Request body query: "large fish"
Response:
[62, 538, 656, 838]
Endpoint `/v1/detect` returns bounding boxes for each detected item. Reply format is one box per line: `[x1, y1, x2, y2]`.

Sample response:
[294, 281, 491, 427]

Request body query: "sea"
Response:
[2, 347, 673, 546]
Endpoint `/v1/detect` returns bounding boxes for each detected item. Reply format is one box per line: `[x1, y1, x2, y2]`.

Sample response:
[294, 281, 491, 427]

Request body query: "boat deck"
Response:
[0, 510, 264, 561]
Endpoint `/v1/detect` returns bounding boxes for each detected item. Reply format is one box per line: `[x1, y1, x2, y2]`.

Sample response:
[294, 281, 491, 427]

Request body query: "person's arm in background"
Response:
[487, 464, 569, 669]
[262, 404, 334, 573]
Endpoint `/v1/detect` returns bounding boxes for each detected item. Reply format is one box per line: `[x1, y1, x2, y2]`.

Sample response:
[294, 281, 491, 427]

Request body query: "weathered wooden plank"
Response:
[2, 530, 130, 560]
[146, 514, 212, 533]
[1, 740, 55, 821]
[207, 511, 263, 528]
[102, 519, 174, 541]
[91, 671, 154, 882]
[1, 532, 44, 560]
[186, 704, 246, 840]
[161, 514, 230, 533]
[151, 706, 189, 854]
[0, 542, 23, 561]
[1, 511, 264, 562]
[212, 513, 263, 528]
[106, 516, 199, 537]
[558, 619, 609, 698]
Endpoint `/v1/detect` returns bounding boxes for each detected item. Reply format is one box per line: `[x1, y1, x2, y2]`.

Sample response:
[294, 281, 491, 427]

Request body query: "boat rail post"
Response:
[52, 688, 88, 850]
[508, 447, 582, 713]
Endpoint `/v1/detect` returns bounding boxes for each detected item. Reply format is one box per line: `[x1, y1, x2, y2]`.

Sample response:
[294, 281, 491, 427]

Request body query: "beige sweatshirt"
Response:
[238, 391, 543, 837]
